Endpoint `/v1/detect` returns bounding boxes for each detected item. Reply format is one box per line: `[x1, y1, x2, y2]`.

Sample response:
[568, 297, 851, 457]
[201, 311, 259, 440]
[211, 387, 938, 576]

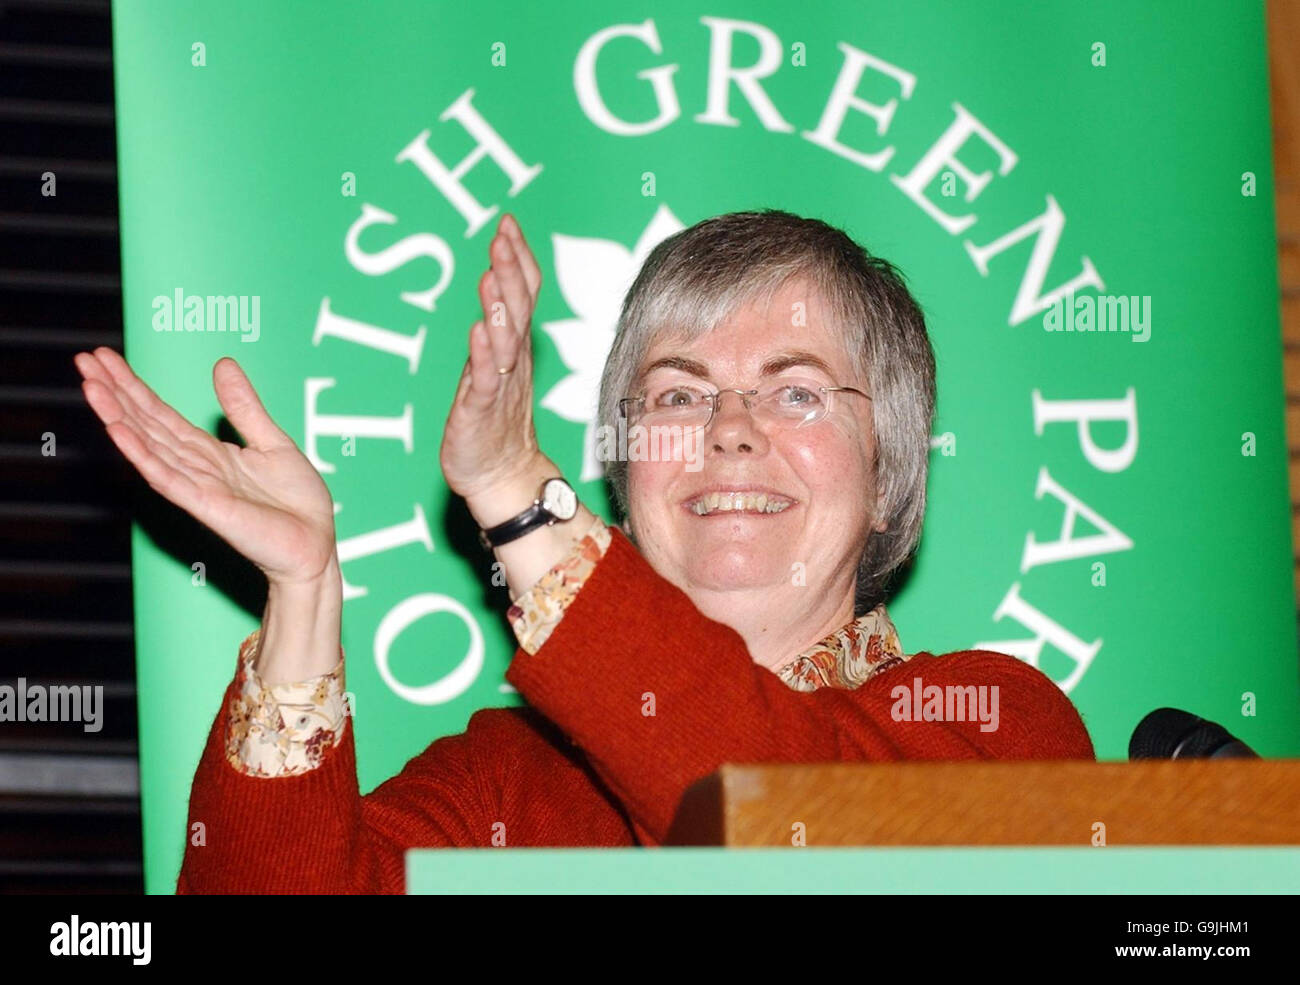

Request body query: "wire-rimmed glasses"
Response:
[618, 378, 871, 430]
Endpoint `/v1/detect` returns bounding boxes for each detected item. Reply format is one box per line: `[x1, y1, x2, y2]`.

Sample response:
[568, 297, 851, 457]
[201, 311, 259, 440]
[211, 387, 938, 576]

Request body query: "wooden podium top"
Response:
[665, 760, 1300, 846]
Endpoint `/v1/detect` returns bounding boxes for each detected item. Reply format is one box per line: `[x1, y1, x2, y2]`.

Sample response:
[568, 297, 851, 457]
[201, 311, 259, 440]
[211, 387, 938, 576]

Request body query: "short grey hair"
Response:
[597, 209, 936, 614]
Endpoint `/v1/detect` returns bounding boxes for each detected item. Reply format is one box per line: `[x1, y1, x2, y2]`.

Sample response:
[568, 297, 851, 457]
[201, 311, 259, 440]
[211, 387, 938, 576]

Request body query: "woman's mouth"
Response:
[684, 490, 795, 516]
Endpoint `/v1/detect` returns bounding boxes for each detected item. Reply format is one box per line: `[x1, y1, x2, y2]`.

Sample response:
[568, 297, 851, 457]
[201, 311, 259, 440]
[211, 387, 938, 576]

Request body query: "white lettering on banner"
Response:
[396, 87, 543, 237]
[976, 582, 1102, 694]
[803, 43, 916, 170]
[965, 196, 1105, 325]
[310, 83, 547, 703]
[302, 19, 1128, 704]
[1021, 466, 1133, 572]
[977, 389, 1138, 693]
[375, 594, 484, 705]
[303, 377, 413, 475]
[1032, 388, 1138, 473]
[573, 20, 682, 136]
[575, 18, 1101, 328]
[335, 504, 436, 602]
[343, 203, 455, 313]
[695, 17, 794, 131]
[891, 102, 1017, 235]
[313, 298, 427, 374]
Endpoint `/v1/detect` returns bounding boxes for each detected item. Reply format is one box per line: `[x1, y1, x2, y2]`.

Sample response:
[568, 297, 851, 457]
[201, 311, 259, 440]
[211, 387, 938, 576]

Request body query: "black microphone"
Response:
[1129, 708, 1259, 760]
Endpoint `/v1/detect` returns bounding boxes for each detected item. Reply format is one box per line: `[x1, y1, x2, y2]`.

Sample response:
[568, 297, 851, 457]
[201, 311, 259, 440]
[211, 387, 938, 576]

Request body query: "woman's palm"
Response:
[74, 347, 336, 585]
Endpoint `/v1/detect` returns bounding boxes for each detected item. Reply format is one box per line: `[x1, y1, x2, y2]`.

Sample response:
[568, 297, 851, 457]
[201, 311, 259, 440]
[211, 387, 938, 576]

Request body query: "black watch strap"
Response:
[478, 500, 549, 550]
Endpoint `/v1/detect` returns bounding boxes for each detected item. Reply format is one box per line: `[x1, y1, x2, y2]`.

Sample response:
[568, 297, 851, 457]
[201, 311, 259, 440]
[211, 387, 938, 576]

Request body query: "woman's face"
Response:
[626, 280, 885, 605]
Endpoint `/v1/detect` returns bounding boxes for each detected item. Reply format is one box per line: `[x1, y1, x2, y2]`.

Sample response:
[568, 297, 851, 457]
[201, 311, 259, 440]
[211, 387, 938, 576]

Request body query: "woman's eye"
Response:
[656, 388, 701, 407]
[780, 386, 820, 406]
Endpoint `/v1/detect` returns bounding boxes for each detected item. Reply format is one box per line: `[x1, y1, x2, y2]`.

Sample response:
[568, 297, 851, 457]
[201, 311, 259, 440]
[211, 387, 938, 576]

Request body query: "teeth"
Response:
[689, 492, 791, 516]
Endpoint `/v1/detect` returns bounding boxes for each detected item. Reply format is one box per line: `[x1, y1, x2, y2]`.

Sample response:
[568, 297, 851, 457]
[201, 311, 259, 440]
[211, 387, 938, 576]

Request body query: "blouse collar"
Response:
[776, 604, 909, 691]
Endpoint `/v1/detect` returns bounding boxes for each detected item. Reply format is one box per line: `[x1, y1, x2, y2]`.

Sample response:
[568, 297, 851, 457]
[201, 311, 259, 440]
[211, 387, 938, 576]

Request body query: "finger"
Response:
[494, 225, 537, 359]
[102, 417, 206, 510]
[451, 343, 476, 408]
[211, 357, 294, 452]
[86, 347, 230, 477]
[491, 233, 533, 337]
[87, 347, 224, 455]
[78, 366, 128, 426]
[79, 376, 169, 455]
[500, 214, 541, 302]
[134, 417, 199, 478]
[465, 320, 501, 406]
[80, 374, 211, 476]
[81, 388, 147, 483]
[81, 375, 220, 481]
[479, 268, 520, 373]
[73, 350, 114, 388]
[75, 351, 166, 438]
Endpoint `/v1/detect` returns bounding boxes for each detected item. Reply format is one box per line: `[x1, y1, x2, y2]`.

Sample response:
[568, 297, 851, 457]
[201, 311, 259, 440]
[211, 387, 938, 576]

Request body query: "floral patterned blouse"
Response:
[226, 515, 910, 777]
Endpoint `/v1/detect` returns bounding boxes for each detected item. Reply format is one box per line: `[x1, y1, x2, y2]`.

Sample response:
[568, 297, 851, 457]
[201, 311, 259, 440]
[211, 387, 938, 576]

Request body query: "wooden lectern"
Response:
[665, 760, 1300, 846]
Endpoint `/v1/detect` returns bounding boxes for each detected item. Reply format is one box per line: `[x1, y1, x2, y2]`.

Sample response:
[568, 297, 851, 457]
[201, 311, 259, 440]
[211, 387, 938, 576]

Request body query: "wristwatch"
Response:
[477, 477, 578, 550]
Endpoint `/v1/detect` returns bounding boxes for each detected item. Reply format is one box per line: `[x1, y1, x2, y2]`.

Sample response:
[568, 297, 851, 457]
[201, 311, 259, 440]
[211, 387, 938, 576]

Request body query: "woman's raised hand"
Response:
[439, 213, 595, 598]
[439, 213, 549, 516]
[74, 348, 338, 588]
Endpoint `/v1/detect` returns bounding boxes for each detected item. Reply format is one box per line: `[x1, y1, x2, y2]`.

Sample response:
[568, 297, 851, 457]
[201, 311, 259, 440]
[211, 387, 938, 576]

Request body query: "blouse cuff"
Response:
[506, 514, 612, 654]
[225, 627, 348, 778]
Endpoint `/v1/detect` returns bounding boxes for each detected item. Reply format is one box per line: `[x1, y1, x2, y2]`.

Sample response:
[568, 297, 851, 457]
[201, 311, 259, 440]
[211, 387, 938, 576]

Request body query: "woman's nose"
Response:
[707, 391, 768, 455]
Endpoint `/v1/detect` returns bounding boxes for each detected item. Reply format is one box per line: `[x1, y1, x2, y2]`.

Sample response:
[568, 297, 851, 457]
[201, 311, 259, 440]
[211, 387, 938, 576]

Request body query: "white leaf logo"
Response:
[539, 204, 685, 481]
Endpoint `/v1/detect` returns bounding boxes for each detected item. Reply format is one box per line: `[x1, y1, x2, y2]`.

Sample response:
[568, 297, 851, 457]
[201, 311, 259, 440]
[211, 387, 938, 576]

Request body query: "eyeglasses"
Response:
[618, 378, 871, 430]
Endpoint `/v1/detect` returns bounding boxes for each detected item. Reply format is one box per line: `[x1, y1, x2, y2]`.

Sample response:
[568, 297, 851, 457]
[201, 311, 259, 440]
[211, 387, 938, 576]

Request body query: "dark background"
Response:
[2, 0, 138, 892]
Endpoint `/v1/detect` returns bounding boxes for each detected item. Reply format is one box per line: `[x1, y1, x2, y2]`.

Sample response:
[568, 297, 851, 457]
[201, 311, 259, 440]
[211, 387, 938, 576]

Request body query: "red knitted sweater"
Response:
[176, 529, 1095, 894]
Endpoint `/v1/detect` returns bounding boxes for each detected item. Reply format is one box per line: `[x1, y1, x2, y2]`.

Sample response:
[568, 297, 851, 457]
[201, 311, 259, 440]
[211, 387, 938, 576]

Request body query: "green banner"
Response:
[408, 847, 1300, 893]
[111, 0, 1298, 893]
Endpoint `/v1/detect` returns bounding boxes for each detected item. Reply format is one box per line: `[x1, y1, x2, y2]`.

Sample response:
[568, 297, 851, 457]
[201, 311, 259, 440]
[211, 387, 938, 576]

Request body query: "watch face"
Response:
[541, 478, 578, 521]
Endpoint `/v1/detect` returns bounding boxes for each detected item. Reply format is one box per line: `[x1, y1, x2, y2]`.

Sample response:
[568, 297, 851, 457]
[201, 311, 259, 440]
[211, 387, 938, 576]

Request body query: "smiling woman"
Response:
[75, 208, 1095, 894]
[602, 213, 936, 625]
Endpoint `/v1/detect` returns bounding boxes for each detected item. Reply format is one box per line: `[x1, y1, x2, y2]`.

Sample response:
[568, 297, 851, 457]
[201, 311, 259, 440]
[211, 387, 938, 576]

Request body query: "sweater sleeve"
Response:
[176, 662, 493, 895]
[176, 512, 615, 895]
[504, 527, 1096, 845]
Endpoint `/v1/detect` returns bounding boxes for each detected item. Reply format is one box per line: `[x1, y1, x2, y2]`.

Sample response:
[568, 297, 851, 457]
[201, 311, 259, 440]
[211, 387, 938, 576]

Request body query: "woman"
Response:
[74, 210, 1094, 894]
